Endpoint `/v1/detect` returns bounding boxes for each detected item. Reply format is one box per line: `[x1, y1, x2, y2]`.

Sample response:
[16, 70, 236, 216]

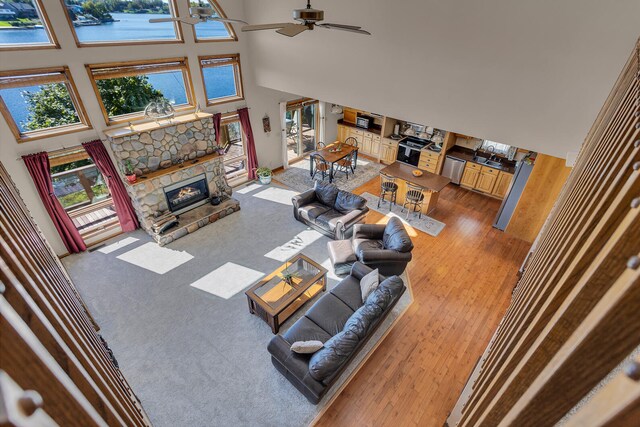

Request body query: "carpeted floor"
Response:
[63, 182, 412, 427]
[274, 157, 384, 193]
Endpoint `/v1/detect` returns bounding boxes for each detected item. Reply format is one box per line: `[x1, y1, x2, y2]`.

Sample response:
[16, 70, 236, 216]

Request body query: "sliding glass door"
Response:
[286, 100, 318, 162]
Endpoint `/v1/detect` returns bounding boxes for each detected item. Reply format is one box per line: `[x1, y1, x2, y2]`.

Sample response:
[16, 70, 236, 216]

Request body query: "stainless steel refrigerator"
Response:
[493, 160, 535, 230]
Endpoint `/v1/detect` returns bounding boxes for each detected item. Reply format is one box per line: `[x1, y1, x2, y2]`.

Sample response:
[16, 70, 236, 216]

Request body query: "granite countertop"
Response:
[446, 146, 516, 173]
[381, 162, 451, 192]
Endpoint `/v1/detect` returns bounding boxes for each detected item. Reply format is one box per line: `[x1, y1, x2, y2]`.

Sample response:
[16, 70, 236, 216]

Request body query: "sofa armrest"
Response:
[335, 208, 368, 238]
[350, 261, 374, 281]
[292, 188, 317, 209]
[267, 335, 325, 397]
[353, 223, 386, 240]
[358, 249, 413, 263]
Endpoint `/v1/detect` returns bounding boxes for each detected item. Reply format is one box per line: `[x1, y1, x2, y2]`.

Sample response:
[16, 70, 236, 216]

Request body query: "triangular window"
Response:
[191, 0, 237, 41]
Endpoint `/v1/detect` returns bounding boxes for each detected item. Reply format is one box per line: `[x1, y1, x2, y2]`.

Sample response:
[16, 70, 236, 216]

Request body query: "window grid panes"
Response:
[0, 0, 57, 49]
[0, 67, 91, 141]
[199, 54, 243, 106]
[482, 140, 511, 155]
[61, 0, 182, 45]
[87, 58, 194, 124]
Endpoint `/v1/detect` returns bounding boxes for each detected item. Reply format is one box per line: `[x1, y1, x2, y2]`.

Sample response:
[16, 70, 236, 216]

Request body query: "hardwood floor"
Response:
[315, 178, 531, 427]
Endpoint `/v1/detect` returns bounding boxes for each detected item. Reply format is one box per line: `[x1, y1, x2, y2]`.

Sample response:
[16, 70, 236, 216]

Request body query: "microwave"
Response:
[355, 116, 371, 129]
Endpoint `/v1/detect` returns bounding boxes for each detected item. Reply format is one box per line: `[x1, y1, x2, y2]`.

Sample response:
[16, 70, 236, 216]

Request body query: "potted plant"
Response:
[280, 269, 300, 286]
[255, 167, 272, 185]
[123, 159, 137, 183]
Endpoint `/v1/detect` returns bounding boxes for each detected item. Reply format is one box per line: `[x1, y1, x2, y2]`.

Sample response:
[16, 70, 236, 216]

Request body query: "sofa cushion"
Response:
[334, 191, 367, 214]
[298, 202, 331, 222]
[282, 316, 333, 344]
[343, 302, 384, 340]
[305, 293, 354, 336]
[330, 275, 364, 311]
[377, 276, 405, 301]
[382, 217, 414, 252]
[309, 330, 360, 382]
[365, 285, 392, 311]
[353, 238, 383, 259]
[314, 181, 339, 207]
[315, 209, 344, 232]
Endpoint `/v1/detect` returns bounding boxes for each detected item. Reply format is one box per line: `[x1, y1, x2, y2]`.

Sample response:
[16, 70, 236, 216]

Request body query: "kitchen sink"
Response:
[473, 157, 502, 168]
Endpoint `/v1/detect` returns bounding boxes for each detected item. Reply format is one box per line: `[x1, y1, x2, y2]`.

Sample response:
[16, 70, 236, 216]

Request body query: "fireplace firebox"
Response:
[163, 174, 209, 215]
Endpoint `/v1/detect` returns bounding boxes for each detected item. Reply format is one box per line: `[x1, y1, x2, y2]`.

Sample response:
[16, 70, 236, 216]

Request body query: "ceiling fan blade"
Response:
[149, 16, 201, 25]
[276, 23, 308, 37]
[242, 23, 291, 32]
[318, 23, 371, 35]
[210, 17, 249, 25]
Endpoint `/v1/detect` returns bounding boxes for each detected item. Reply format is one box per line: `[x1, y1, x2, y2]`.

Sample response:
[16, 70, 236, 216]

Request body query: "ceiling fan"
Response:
[149, 6, 247, 26]
[241, 0, 371, 38]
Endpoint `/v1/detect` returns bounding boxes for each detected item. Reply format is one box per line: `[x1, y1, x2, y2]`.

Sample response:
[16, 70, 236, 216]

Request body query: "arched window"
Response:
[190, 0, 237, 42]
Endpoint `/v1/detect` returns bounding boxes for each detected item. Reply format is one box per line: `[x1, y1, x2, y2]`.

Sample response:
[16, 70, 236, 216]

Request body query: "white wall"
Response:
[0, 0, 297, 255]
[243, 0, 640, 158]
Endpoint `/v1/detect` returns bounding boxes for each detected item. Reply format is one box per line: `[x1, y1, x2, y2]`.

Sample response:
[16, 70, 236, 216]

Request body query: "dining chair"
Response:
[402, 182, 425, 219]
[311, 153, 331, 181]
[378, 172, 398, 210]
[344, 137, 359, 169]
[334, 150, 354, 179]
[316, 141, 326, 149]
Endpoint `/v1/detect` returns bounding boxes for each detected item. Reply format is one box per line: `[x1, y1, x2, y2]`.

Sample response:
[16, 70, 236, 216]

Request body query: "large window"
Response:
[87, 58, 194, 125]
[286, 99, 318, 162]
[0, 67, 91, 142]
[198, 54, 243, 106]
[0, 0, 58, 50]
[219, 114, 247, 180]
[191, 0, 236, 41]
[61, 0, 182, 46]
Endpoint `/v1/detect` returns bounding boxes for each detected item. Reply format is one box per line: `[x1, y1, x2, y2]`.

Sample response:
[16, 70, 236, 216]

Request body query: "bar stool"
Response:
[378, 172, 398, 210]
[402, 182, 425, 219]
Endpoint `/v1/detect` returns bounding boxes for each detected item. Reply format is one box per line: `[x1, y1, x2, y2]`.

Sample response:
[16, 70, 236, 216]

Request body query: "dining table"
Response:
[309, 141, 359, 183]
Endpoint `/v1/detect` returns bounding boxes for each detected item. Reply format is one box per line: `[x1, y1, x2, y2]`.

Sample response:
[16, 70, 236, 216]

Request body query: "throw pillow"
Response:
[359, 268, 379, 302]
[290, 340, 324, 354]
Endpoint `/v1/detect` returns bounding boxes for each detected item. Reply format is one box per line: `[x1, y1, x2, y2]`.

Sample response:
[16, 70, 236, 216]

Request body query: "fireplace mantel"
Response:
[123, 152, 222, 186]
[103, 112, 213, 139]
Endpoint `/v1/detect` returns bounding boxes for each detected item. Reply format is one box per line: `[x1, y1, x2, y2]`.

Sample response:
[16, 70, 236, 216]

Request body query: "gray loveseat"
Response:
[267, 262, 406, 404]
[292, 181, 369, 240]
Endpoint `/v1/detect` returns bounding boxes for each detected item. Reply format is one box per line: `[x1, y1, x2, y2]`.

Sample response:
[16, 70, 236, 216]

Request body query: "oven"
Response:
[397, 138, 427, 166]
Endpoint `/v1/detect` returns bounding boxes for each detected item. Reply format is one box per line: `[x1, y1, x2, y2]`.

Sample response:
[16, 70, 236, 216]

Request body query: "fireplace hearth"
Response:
[164, 174, 209, 215]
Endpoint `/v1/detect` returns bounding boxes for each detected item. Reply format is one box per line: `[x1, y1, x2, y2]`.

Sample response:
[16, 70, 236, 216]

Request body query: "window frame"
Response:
[0, 66, 92, 143]
[190, 0, 237, 43]
[0, 0, 59, 51]
[198, 54, 244, 106]
[285, 98, 320, 162]
[86, 57, 196, 126]
[220, 113, 247, 181]
[59, 0, 184, 48]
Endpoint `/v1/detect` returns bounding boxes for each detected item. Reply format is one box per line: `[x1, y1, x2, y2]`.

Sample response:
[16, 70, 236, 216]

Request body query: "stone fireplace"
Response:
[104, 112, 241, 245]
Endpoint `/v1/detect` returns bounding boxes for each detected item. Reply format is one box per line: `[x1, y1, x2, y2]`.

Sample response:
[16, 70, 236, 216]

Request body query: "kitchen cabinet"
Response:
[461, 162, 481, 188]
[418, 150, 439, 174]
[476, 166, 498, 193]
[492, 171, 514, 198]
[380, 138, 399, 164]
[337, 124, 349, 143]
[343, 108, 357, 124]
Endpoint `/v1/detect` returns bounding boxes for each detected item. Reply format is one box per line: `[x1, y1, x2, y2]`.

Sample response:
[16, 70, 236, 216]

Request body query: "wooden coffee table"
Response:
[245, 254, 327, 333]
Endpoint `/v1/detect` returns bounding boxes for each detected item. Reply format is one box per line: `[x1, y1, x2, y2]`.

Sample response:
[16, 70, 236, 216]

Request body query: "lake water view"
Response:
[1, 12, 237, 131]
[0, 12, 231, 44]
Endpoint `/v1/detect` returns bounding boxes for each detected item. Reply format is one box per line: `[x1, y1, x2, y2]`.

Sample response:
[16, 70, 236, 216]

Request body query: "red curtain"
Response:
[237, 107, 258, 180]
[22, 152, 86, 254]
[213, 112, 222, 145]
[82, 140, 139, 232]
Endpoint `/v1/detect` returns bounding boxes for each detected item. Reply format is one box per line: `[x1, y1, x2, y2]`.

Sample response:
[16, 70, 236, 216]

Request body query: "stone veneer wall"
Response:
[124, 155, 232, 232]
[108, 116, 216, 176]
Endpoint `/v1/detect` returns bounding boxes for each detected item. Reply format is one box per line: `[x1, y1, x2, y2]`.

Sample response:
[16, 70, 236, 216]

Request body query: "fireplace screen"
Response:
[163, 174, 209, 214]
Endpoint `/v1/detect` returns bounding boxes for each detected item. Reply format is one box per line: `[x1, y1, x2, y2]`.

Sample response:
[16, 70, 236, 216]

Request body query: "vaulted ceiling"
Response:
[242, 0, 640, 158]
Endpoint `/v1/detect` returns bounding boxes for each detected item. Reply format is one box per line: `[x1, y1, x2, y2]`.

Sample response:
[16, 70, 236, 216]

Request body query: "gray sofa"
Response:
[352, 217, 414, 276]
[267, 262, 406, 404]
[292, 181, 369, 240]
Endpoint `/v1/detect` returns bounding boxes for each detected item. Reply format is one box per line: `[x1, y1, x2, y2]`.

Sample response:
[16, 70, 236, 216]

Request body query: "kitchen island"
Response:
[381, 162, 451, 215]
